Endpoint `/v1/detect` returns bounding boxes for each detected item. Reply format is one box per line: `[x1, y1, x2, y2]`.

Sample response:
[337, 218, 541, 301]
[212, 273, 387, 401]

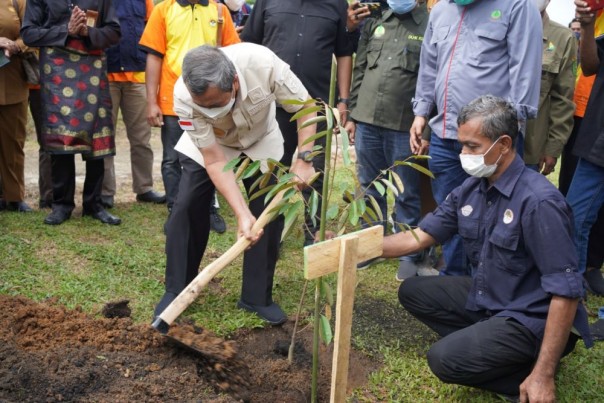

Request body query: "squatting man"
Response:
[153, 43, 317, 326]
[382, 95, 592, 402]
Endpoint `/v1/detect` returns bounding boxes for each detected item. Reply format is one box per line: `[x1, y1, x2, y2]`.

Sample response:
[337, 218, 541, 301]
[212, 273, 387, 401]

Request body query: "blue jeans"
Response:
[566, 158, 604, 273]
[161, 115, 183, 209]
[355, 122, 421, 262]
[428, 134, 470, 275]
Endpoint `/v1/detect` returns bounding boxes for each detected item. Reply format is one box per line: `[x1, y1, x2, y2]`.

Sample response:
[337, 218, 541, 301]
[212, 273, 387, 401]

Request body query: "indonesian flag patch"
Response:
[178, 119, 196, 131]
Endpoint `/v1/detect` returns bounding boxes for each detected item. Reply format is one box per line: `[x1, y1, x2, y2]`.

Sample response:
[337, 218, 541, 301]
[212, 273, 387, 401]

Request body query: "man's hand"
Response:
[336, 101, 348, 127]
[538, 155, 557, 175]
[575, 0, 596, 25]
[410, 116, 427, 155]
[68, 6, 87, 36]
[0, 37, 20, 57]
[417, 139, 430, 156]
[347, 1, 370, 32]
[237, 211, 263, 246]
[519, 372, 556, 403]
[345, 121, 356, 144]
[290, 159, 316, 190]
[147, 103, 164, 127]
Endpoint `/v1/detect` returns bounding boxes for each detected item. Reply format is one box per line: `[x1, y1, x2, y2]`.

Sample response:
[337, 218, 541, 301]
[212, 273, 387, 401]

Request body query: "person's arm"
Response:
[289, 110, 317, 188]
[336, 55, 352, 125]
[540, 31, 577, 175]
[80, 0, 121, 49]
[202, 142, 261, 242]
[575, 0, 600, 76]
[145, 53, 163, 127]
[383, 228, 436, 258]
[519, 296, 579, 403]
[507, 0, 543, 121]
[345, 20, 371, 144]
[21, 0, 70, 47]
[239, 0, 264, 43]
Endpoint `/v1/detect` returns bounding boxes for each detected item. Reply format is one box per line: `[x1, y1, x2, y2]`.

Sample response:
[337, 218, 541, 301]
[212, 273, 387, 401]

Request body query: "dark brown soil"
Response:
[0, 295, 380, 402]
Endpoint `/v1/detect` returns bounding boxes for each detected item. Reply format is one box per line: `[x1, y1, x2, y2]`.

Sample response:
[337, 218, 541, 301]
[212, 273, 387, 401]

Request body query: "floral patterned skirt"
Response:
[40, 44, 115, 159]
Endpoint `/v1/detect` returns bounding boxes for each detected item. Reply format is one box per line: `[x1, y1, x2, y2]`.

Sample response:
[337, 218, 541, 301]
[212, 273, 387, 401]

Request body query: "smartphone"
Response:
[0, 52, 9, 69]
[239, 14, 250, 27]
[586, 0, 604, 11]
[364, 2, 382, 19]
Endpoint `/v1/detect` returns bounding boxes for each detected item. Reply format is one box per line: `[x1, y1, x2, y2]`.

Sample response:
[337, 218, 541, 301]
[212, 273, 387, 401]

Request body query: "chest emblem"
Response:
[461, 205, 473, 217]
[546, 42, 556, 52]
[210, 19, 217, 27]
[374, 25, 385, 38]
[503, 209, 514, 224]
[490, 10, 502, 20]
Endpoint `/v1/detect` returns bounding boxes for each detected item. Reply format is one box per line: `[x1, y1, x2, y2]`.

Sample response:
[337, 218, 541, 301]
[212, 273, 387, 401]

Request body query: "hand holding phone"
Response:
[364, 2, 382, 19]
[585, 0, 604, 11]
[239, 14, 249, 27]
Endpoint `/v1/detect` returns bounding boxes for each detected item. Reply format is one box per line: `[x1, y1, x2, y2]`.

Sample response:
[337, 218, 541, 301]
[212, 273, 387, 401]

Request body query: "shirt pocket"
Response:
[430, 24, 451, 45]
[470, 22, 508, 65]
[366, 42, 383, 69]
[540, 52, 561, 96]
[488, 225, 527, 276]
[401, 44, 421, 73]
[458, 218, 481, 266]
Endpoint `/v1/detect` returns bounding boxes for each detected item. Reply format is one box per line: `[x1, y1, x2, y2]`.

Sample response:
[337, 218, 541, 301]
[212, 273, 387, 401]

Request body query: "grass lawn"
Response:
[1, 148, 602, 401]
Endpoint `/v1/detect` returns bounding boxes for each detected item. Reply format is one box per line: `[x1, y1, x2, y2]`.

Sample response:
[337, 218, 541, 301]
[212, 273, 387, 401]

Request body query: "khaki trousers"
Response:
[103, 81, 154, 196]
[0, 100, 28, 201]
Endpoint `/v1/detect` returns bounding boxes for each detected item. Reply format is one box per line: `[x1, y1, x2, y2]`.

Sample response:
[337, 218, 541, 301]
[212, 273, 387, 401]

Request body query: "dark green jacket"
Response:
[349, 6, 428, 132]
[524, 15, 577, 165]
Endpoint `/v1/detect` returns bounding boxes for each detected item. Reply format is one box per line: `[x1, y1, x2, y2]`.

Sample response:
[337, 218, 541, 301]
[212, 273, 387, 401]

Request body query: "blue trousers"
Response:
[355, 122, 421, 261]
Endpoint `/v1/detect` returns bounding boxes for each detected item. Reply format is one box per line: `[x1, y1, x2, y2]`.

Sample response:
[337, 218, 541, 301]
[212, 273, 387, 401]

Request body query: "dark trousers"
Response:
[50, 154, 104, 213]
[29, 88, 53, 204]
[559, 116, 604, 269]
[164, 154, 283, 306]
[398, 276, 578, 396]
[276, 107, 325, 243]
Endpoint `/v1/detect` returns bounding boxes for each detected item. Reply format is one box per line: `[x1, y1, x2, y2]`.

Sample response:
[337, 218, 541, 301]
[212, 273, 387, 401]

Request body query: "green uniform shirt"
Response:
[524, 15, 577, 165]
[349, 6, 428, 132]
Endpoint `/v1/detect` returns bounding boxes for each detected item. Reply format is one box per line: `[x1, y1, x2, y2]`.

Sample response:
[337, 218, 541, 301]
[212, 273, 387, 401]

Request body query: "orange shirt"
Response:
[107, 0, 155, 84]
[574, 10, 604, 118]
[139, 0, 240, 116]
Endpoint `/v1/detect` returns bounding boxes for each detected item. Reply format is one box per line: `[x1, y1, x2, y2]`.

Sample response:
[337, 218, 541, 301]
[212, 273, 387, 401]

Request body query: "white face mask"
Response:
[224, 0, 245, 12]
[459, 137, 503, 178]
[198, 94, 236, 119]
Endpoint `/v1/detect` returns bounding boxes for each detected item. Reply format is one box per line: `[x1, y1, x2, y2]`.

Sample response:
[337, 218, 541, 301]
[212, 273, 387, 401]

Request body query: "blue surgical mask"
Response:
[387, 0, 416, 14]
[574, 31, 581, 41]
[454, 0, 476, 5]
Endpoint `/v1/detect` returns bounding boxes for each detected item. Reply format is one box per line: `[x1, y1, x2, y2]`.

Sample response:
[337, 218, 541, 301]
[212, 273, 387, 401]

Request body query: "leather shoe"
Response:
[100, 195, 114, 209]
[83, 208, 121, 225]
[6, 201, 33, 212]
[44, 209, 72, 225]
[136, 190, 166, 204]
[237, 300, 287, 325]
[39, 199, 53, 209]
[209, 208, 226, 233]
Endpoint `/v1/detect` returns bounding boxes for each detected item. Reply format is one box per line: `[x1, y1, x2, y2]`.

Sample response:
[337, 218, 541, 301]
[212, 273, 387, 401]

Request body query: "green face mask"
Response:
[454, 0, 476, 5]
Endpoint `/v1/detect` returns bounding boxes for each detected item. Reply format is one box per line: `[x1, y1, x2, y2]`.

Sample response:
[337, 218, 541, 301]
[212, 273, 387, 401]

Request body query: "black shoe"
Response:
[83, 208, 121, 225]
[0, 199, 5, 210]
[237, 300, 287, 325]
[357, 257, 385, 270]
[396, 260, 420, 282]
[136, 190, 166, 204]
[209, 209, 226, 233]
[6, 201, 33, 212]
[585, 269, 604, 296]
[100, 195, 114, 209]
[39, 199, 53, 209]
[153, 292, 177, 319]
[44, 209, 72, 225]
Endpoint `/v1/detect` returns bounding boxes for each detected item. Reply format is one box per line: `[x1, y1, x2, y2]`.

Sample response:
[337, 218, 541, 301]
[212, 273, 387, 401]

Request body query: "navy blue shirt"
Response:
[420, 155, 592, 347]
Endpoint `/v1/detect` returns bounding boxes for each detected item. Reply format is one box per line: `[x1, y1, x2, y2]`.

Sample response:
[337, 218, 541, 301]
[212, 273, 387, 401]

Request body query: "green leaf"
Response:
[289, 105, 323, 122]
[308, 190, 319, 228]
[234, 157, 251, 181]
[409, 154, 432, 160]
[223, 156, 242, 172]
[395, 161, 435, 179]
[265, 181, 296, 203]
[390, 171, 405, 194]
[319, 314, 333, 345]
[320, 280, 334, 307]
[326, 204, 339, 220]
[325, 105, 334, 131]
[367, 195, 384, 223]
[298, 115, 327, 130]
[339, 125, 351, 166]
[306, 171, 322, 188]
[349, 199, 359, 226]
[381, 178, 399, 197]
[281, 200, 303, 242]
[373, 181, 386, 196]
[280, 98, 316, 106]
[301, 130, 330, 146]
[247, 185, 273, 202]
[242, 160, 262, 179]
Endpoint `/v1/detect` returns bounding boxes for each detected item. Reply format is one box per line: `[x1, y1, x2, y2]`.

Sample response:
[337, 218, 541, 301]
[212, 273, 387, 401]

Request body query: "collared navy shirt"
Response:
[420, 155, 592, 347]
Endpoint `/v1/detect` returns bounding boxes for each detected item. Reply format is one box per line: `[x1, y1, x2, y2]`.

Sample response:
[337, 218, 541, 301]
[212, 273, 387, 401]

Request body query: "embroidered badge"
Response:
[461, 205, 473, 217]
[374, 25, 385, 38]
[503, 209, 514, 224]
[210, 19, 217, 27]
[546, 41, 555, 52]
[213, 127, 226, 138]
[178, 119, 196, 131]
[491, 9, 502, 20]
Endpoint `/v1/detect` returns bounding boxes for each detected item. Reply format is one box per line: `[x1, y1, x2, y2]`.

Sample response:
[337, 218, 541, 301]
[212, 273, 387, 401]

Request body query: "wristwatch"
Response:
[297, 150, 314, 162]
[338, 97, 349, 106]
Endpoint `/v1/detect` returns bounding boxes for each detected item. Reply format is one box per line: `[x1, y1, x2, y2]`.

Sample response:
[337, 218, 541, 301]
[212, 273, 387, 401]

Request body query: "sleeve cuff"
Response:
[540, 269, 585, 299]
[516, 103, 538, 120]
[412, 98, 433, 117]
[419, 213, 450, 245]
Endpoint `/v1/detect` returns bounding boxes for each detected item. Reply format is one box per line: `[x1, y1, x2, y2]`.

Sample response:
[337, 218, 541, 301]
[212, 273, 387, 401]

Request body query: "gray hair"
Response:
[457, 95, 518, 146]
[182, 45, 237, 95]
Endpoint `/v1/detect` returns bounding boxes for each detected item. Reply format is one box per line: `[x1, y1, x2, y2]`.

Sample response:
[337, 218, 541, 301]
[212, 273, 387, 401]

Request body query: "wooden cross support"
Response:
[303, 226, 383, 403]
